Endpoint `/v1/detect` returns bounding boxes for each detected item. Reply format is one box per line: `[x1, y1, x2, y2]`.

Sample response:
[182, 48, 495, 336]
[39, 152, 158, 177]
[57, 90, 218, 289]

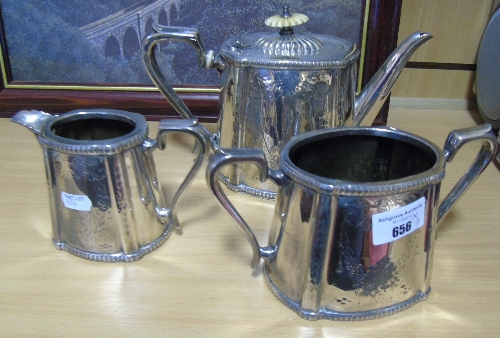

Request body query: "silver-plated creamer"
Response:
[207, 124, 497, 320]
[12, 109, 210, 262]
[142, 5, 432, 199]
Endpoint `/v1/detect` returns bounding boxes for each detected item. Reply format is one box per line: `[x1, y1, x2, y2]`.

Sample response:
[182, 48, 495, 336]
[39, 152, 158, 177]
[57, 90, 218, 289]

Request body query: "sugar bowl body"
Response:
[207, 124, 496, 320]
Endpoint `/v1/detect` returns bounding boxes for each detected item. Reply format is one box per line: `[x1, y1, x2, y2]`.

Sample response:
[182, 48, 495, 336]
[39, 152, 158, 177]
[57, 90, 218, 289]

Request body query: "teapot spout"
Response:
[353, 32, 432, 126]
[11, 110, 54, 136]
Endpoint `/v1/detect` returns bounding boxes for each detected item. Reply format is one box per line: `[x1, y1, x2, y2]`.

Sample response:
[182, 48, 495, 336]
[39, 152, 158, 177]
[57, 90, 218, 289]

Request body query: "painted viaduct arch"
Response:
[80, 0, 182, 60]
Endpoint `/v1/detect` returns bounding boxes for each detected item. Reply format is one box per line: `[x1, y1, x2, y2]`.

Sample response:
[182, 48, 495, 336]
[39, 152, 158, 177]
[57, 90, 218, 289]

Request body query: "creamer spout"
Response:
[11, 110, 54, 136]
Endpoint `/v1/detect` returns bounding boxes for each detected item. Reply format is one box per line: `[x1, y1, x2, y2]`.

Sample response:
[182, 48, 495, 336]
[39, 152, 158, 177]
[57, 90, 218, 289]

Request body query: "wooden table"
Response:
[1, 107, 499, 337]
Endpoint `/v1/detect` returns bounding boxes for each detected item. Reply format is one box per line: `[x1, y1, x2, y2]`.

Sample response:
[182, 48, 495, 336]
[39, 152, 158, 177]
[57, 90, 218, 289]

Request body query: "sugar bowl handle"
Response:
[438, 124, 497, 223]
[207, 148, 279, 269]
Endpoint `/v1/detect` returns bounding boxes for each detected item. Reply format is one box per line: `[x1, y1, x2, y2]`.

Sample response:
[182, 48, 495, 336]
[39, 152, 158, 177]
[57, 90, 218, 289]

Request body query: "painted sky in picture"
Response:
[1, 0, 363, 86]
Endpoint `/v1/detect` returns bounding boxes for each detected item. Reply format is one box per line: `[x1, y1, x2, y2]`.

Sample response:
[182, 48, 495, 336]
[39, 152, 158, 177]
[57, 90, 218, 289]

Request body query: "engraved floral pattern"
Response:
[110, 158, 131, 237]
[79, 209, 108, 245]
[328, 194, 423, 300]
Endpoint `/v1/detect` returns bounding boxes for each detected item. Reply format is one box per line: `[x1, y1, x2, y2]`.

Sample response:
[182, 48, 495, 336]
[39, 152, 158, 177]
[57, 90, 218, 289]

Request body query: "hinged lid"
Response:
[219, 5, 359, 70]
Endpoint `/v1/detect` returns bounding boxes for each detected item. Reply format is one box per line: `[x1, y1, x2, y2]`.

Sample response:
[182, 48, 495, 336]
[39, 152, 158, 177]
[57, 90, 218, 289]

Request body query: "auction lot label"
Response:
[61, 192, 92, 211]
[372, 197, 426, 245]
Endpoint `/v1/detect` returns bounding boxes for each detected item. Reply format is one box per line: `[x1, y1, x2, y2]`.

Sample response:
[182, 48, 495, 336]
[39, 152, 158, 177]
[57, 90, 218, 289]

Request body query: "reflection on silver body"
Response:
[216, 63, 356, 199]
[207, 125, 497, 320]
[142, 6, 432, 199]
[12, 109, 209, 262]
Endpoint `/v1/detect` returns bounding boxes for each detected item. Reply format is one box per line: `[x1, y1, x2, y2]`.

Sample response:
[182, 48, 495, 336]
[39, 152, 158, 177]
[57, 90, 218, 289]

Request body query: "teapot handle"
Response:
[437, 124, 497, 223]
[146, 119, 211, 229]
[206, 148, 280, 269]
[142, 24, 207, 120]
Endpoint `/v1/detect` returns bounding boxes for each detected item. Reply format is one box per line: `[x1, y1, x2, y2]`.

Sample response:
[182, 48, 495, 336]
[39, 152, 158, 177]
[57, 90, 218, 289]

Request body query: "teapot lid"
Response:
[219, 6, 359, 70]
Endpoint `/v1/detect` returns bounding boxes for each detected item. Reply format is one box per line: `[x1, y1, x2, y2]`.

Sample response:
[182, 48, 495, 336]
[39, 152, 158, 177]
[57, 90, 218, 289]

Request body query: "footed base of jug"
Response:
[218, 173, 276, 200]
[52, 226, 173, 263]
[263, 267, 430, 321]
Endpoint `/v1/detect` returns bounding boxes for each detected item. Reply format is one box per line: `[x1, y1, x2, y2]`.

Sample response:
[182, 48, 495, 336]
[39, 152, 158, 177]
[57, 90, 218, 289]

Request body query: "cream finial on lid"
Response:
[255, 5, 322, 56]
[264, 5, 308, 28]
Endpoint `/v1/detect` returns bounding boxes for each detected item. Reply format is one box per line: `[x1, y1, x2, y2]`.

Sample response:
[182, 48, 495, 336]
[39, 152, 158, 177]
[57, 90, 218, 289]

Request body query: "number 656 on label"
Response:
[372, 197, 426, 246]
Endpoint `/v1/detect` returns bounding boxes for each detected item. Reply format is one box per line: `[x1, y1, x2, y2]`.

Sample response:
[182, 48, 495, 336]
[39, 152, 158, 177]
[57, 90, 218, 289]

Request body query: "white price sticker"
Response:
[372, 197, 426, 246]
[61, 192, 92, 211]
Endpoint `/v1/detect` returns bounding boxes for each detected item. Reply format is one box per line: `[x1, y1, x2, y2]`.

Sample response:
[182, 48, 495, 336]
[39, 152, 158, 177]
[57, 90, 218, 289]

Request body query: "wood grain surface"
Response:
[0, 107, 499, 337]
[397, 0, 494, 64]
[392, 0, 494, 100]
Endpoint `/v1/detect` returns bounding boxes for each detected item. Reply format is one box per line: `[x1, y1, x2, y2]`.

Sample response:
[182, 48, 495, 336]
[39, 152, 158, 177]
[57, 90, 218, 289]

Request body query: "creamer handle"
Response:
[438, 124, 497, 223]
[206, 148, 279, 269]
[154, 119, 211, 228]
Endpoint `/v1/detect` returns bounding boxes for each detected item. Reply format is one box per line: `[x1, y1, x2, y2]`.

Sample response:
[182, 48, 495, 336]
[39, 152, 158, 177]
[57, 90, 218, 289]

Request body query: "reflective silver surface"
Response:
[142, 7, 432, 199]
[12, 109, 209, 262]
[207, 124, 497, 320]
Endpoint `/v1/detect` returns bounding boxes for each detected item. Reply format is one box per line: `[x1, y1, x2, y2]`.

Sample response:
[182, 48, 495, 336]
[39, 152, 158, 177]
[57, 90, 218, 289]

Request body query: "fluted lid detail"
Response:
[254, 34, 323, 56]
[220, 5, 359, 69]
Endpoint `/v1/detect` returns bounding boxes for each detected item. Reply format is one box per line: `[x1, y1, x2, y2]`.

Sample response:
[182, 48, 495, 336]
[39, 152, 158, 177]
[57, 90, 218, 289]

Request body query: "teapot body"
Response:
[142, 7, 432, 200]
[217, 60, 357, 199]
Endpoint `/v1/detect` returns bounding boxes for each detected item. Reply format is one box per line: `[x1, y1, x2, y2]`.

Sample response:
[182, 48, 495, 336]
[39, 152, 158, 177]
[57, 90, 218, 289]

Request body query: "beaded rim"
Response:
[263, 267, 430, 321]
[39, 109, 148, 155]
[221, 33, 359, 70]
[52, 225, 173, 263]
[280, 127, 446, 196]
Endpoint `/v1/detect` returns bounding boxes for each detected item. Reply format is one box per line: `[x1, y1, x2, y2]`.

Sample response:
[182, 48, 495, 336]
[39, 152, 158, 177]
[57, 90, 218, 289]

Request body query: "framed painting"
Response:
[0, 0, 402, 123]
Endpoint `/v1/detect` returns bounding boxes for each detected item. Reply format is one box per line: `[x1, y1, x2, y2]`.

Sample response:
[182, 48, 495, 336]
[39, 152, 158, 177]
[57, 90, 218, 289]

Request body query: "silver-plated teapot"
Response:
[142, 5, 432, 199]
